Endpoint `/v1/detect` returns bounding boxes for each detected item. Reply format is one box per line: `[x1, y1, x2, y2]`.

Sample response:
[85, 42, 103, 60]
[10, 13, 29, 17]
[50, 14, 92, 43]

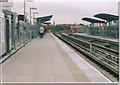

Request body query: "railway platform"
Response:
[72, 33, 118, 42]
[2, 33, 111, 82]
[70, 33, 119, 51]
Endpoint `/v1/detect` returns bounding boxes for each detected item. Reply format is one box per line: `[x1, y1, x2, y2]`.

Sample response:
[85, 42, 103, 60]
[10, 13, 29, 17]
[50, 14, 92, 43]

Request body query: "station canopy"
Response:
[36, 15, 53, 23]
[82, 17, 105, 23]
[94, 13, 119, 21]
[3, 9, 13, 15]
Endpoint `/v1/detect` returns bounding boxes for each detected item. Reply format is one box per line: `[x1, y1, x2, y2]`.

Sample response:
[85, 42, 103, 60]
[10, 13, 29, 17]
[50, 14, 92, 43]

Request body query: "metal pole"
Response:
[23, 0, 25, 46]
[13, 13, 16, 50]
[77, 23, 78, 33]
[18, 20, 20, 47]
[33, 13, 34, 24]
[33, 12, 38, 38]
[33, 13, 34, 38]
[30, 8, 31, 24]
[30, 8, 32, 41]
[90, 43, 92, 53]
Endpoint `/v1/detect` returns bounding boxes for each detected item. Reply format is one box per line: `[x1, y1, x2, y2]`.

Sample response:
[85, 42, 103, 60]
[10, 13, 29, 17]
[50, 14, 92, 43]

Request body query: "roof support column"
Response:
[109, 21, 110, 26]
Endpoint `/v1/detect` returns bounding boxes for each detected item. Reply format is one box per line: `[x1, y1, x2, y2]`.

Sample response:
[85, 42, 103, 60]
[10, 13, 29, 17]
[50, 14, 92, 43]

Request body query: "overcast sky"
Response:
[11, 0, 118, 24]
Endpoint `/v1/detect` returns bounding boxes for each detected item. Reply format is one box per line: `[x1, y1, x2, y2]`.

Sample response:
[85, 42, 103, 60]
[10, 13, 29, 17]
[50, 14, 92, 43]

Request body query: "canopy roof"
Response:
[94, 13, 119, 21]
[3, 9, 13, 15]
[82, 17, 105, 23]
[36, 15, 53, 23]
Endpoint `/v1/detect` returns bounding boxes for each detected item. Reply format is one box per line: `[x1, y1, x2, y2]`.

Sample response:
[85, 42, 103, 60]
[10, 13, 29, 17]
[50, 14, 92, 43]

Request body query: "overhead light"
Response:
[30, 8, 37, 10]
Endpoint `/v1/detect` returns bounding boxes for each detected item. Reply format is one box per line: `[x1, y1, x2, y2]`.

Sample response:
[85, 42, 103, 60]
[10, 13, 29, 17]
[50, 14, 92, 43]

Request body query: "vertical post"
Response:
[30, 8, 31, 24]
[109, 22, 110, 26]
[28, 23, 31, 41]
[9, 15, 12, 51]
[77, 23, 78, 33]
[33, 13, 35, 38]
[18, 20, 20, 47]
[90, 43, 92, 53]
[104, 23, 106, 36]
[25, 20, 28, 43]
[33, 13, 34, 24]
[93, 23, 94, 27]
[30, 8, 31, 41]
[23, 0, 25, 46]
[33, 12, 39, 38]
[13, 12, 16, 50]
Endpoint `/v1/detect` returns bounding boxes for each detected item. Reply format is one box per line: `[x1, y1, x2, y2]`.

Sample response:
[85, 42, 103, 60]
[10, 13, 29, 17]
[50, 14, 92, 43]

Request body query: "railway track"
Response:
[53, 32, 119, 79]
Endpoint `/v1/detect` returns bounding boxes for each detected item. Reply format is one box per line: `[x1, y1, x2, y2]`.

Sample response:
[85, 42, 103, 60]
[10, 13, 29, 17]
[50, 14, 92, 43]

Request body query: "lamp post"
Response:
[24, 0, 34, 43]
[33, 12, 39, 38]
[30, 7, 37, 24]
[33, 12, 39, 23]
[29, 7, 37, 39]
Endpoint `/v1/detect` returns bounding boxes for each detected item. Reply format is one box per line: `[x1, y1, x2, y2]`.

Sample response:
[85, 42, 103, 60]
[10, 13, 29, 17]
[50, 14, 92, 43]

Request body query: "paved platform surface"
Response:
[2, 33, 111, 82]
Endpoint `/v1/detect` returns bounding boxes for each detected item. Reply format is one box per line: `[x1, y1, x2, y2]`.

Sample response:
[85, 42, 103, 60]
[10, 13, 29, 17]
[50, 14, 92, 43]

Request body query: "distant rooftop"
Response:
[60, 24, 84, 27]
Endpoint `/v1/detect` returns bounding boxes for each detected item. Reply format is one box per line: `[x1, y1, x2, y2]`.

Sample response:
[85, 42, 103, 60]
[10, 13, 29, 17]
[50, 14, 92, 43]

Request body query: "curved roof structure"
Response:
[94, 13, 119, 21]
[82, 17, 105, 23]
[36, 15, 53, 23]
[3, 9, 13, 15]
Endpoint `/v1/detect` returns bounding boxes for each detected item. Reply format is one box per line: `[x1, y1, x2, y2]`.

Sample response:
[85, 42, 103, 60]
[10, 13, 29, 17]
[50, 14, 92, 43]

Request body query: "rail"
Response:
[54, 32, 119, 75]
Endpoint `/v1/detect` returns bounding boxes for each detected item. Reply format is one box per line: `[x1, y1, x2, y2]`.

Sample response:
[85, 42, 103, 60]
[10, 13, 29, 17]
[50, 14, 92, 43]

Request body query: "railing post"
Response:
[90, 43, 92, 53]
[18, 20, 20, 47]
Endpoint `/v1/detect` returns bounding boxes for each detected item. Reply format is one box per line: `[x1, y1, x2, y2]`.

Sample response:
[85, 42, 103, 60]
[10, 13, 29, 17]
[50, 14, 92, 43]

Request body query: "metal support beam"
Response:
[13, 12, 16, 50]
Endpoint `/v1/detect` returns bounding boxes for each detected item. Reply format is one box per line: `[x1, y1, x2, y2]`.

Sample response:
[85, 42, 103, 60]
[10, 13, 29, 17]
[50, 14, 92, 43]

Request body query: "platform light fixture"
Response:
[33, 12, 39, 23]
[24, 0, 34, 45]
[30, 7, 37, 24]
